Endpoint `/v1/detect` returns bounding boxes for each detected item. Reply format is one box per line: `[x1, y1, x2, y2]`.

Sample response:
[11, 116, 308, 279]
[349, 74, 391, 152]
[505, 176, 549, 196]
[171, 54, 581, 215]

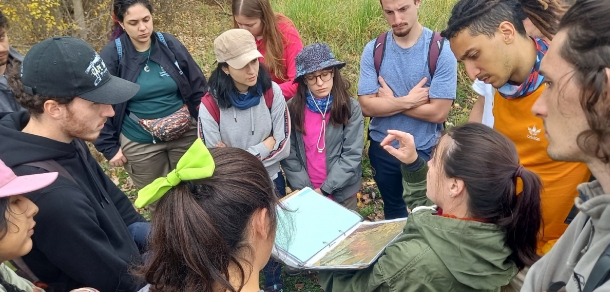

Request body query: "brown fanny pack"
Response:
[129, 104, 191, 143]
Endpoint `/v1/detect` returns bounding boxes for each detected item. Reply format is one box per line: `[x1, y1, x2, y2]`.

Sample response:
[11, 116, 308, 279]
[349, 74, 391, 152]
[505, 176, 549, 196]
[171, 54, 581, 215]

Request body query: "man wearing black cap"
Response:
[0, 37, 148, 292]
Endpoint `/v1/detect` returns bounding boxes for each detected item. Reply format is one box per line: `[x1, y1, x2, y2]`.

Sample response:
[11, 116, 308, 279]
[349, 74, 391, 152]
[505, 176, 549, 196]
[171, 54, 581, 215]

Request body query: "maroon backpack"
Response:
[373, 31, 445, 78]
[201, 89, 274, 124]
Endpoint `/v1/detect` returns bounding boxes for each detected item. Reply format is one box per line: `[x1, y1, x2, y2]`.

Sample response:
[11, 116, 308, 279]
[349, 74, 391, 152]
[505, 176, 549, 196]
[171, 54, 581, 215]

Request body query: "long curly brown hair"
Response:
[557, 0, 610, 163]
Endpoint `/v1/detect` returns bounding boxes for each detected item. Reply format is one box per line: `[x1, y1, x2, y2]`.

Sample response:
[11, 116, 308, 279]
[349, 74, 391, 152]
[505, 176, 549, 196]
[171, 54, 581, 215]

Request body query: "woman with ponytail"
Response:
[320, 123, 543, 292]
[134, 140, 280, 292]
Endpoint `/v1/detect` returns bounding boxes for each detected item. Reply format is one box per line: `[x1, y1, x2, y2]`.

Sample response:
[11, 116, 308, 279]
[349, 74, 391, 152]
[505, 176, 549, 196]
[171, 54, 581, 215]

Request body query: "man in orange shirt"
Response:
[442, 0, 589, 255]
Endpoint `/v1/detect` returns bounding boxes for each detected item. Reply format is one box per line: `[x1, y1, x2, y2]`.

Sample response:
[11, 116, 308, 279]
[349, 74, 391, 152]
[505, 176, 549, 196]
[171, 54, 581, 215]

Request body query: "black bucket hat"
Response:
[294, 43, 346, 83]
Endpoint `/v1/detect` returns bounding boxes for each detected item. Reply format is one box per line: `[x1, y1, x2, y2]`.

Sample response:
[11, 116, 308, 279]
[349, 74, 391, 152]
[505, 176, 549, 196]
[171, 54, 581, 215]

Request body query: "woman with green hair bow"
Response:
[134, 140, 280, 292]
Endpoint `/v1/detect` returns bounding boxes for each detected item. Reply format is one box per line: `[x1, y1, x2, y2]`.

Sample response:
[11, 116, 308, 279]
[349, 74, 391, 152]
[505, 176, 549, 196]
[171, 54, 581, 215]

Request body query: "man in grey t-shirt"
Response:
[0, 10, 24, 114]
[359, 0, 457, 219]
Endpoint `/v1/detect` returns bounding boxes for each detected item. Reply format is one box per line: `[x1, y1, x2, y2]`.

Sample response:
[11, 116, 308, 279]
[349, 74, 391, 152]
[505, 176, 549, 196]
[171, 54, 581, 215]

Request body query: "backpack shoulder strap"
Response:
[115, 38, 123, 62]
[155, 32, 183, 75]
[201, 92, 220, 124]
[583, 241, 610, 292]
[427, 31, 445, 79]
[9, 258, 40, 284]
[116, 33, 167, 61]
[22, 160, 77, 185]
[156, 31, 168, 47]
[373, 32, 388, 77]
[264, 88, 274, 109]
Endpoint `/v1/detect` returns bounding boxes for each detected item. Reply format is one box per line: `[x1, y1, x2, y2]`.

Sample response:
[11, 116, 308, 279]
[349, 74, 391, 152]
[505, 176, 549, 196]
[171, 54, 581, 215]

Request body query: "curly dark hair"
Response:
[0, 10, 8, 30]
[520, 0, 568, 40]
[5, 62, 75, 116]
[557, 0, 610, 163]
[441, 0, 527, 39]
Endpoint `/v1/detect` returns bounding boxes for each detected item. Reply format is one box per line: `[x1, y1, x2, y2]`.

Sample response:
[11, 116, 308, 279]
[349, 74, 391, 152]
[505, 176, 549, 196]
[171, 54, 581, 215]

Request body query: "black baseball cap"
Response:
[21, 36, 139, 104]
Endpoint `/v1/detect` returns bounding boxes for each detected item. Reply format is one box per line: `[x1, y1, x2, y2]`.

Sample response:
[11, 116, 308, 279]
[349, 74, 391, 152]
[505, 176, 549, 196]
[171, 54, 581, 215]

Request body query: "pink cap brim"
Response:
[0, 172, 59, 198]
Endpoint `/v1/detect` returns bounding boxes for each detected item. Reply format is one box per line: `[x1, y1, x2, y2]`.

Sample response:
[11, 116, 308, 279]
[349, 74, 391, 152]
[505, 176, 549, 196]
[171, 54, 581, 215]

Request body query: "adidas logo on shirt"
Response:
[527, 125, 541, 141]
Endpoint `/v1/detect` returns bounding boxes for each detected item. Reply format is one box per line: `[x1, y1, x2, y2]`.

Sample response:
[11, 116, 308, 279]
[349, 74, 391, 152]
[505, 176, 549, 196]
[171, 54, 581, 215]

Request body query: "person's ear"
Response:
[449, 177, 465, 198]
[222, 65, 230, 76]
[498, 21, 517, 44]
[251, 208, 271, 240]
[43, 100, 64, 120]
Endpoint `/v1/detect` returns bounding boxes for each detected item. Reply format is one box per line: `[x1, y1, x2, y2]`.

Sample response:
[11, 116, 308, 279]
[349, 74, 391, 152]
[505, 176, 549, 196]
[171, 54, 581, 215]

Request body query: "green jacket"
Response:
[319, 159, 517, 292]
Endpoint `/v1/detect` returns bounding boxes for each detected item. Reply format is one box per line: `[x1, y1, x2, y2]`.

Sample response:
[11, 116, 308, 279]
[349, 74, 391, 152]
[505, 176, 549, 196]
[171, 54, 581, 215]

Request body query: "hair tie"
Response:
[135, 139, 215, 208]
[514, 165, 524, 179]
[186, 181, 199, 195]
[112, 13, 119, 24]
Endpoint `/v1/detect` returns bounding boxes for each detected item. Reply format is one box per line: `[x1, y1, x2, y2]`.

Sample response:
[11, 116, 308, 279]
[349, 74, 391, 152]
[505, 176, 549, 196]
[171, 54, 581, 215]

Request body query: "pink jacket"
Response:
[256, 14, 303, 100]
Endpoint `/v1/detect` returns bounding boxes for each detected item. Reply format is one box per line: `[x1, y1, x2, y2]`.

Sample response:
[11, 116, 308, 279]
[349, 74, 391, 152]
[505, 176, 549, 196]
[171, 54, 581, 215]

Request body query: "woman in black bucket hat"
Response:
[281, 43, 364, 211]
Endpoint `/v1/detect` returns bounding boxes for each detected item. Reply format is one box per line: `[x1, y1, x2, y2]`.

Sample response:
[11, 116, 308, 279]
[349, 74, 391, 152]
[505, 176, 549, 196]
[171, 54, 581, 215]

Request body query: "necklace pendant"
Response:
[144, 64, 150, 72]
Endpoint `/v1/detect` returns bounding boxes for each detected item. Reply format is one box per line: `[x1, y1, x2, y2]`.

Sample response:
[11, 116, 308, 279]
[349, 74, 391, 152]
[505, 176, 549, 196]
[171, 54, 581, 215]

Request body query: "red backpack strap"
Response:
[201, 92, 220, 124]
[373, 32, 388, 77]
[264, 88, 274, 110]
[427, 31, 445, 79]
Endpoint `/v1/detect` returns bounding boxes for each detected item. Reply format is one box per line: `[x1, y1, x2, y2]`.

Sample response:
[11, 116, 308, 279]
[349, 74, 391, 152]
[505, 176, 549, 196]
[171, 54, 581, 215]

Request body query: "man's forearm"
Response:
[359, 94, 421, 117]
[401, 99, 453, 124]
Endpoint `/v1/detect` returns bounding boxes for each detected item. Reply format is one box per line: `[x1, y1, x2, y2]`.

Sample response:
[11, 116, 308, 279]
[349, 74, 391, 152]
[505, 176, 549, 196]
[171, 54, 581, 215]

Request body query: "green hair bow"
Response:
[135, 139, 215, 208]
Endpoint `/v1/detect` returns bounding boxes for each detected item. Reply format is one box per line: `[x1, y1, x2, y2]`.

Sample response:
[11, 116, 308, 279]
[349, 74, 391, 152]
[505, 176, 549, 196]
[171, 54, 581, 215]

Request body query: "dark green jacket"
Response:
[320, 159, 517, 291]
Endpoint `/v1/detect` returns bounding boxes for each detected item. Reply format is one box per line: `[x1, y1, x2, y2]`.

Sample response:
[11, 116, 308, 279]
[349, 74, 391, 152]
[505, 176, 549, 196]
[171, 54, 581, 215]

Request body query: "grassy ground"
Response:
[85, 0, 475, 291]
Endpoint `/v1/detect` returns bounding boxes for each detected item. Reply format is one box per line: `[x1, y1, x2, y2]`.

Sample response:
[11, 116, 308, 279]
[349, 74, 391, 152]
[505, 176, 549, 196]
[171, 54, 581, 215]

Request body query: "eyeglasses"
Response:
[304, 71, 333, 85]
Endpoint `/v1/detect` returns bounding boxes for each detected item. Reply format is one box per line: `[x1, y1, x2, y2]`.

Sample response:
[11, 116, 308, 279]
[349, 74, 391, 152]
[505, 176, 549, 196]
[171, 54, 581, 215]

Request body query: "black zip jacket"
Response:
[0, 111, 146, 292]
[94, 32, 207, 160]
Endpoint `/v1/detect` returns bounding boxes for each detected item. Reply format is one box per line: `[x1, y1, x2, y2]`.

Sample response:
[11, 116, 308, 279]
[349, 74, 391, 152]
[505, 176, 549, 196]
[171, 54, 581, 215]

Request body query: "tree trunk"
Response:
[72, 0, 87, 40]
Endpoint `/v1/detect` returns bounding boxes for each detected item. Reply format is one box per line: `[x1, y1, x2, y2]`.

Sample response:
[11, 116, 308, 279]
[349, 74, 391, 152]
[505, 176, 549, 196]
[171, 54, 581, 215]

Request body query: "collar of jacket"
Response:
[575, 180, 610, 231]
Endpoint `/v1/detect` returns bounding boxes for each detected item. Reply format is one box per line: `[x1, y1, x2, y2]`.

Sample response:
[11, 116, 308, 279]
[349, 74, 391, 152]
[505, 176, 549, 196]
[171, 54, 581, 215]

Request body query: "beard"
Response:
[392, 23, 412, 37]
[61, 105, 102, 142]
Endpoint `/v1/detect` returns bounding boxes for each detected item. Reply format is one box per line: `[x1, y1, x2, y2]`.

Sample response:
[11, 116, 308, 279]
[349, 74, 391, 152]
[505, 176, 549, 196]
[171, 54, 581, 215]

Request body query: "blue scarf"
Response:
[230, 83, 262, 110]
[305, 90, 333, 114]
[497, 38, 549, 99]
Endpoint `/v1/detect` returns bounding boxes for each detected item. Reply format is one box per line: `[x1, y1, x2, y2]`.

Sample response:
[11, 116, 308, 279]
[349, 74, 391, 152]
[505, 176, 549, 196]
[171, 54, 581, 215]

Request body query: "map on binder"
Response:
[273, 187, 407, 270]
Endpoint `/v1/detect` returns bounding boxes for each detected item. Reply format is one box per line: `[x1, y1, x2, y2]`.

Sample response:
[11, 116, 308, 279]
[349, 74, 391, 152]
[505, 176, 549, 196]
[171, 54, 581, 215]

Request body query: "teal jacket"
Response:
[320, 159, 518, 292]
